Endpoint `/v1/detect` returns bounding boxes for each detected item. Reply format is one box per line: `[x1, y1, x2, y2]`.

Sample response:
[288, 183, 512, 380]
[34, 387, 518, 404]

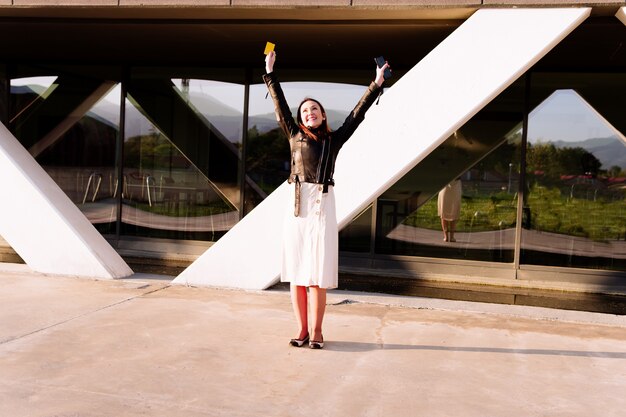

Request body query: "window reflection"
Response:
[523, 75, 626, 270]
[171, 79, 244, 146]
[10, 72, 120, 235]
[374, 81, 525, 263]
[122, 79, 243, 241]
[10, 76, 58, 125]
[340, 205, 373, 253]
[0, 67, 7, 124]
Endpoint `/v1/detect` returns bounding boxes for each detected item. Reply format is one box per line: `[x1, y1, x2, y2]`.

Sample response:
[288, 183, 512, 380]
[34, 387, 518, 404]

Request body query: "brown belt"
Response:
[294, 178, 301, 217]
[292, 177, 331, 217]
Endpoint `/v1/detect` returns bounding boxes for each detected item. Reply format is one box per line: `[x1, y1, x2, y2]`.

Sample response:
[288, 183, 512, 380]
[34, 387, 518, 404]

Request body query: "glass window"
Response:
[10, 69, 120, 235]
[172, 79, 244, 146]
[374, 80, 525, 263]
[340, 204, 373, 253]
[0, 65, 7, 124]
[122, 74, 243, 241]
[10, 76, 57, 126]
[522, 73, 626, 271]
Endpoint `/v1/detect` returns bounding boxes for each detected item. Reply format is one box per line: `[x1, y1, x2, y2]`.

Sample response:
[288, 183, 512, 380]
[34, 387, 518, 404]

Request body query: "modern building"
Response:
[1, 1, 626, 312]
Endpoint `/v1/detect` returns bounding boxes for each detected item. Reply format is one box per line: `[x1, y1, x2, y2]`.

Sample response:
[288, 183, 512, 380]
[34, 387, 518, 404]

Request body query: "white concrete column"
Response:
[0, 122, 133, 279]
[173, 7, 591, 290]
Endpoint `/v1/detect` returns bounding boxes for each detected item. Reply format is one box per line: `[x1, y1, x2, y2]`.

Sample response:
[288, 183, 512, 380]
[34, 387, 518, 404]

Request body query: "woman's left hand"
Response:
[375, 61, 391, 87]
[265, 50, 276, 74]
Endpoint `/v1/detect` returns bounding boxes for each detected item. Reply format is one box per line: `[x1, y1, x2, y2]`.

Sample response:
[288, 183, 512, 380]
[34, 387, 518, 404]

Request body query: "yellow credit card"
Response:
[264, 41, 275, 55]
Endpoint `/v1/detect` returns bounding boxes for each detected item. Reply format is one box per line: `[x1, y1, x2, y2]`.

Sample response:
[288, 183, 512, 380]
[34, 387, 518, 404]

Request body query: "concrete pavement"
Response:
[1, 263, 625, 417]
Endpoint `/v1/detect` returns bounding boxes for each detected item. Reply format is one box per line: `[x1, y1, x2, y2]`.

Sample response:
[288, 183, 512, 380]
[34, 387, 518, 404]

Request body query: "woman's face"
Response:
[300, 100, 325, 129]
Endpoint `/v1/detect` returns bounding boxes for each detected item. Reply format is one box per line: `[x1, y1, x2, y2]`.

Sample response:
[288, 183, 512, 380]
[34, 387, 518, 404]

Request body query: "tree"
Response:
[526, 143, 602, 180]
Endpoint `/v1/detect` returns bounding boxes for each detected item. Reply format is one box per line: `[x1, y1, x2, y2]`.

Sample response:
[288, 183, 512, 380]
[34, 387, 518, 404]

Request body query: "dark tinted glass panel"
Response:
[374, 80, 525, 263]
[522, 73, 626, 271]
[340, 205, 373, 253]
[10, 68, 120, 235]
[0, 68, 15, 262]
[0, 65, 7, 124]
[122, 73, 243, 241]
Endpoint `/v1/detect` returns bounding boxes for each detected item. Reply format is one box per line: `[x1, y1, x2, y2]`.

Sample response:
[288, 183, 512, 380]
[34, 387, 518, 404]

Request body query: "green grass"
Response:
[404, 191, 518, 233]
[528, 185, 626, 241]
[404, 185, 626, 242]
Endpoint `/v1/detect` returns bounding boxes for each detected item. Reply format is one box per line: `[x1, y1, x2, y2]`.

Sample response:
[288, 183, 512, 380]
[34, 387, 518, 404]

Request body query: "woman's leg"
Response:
[291, 284, 309, 339]
[441, 218, 448, 241]
[309, 286, 327, 342]
[449, 219, 457, 242]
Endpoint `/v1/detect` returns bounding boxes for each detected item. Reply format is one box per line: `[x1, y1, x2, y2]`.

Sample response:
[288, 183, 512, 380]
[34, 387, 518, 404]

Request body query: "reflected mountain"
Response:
[249, 109, 350, 134]
[11, 84, 50, 95]
[13, 84, 351, 144]
[551, 136, 626, 169]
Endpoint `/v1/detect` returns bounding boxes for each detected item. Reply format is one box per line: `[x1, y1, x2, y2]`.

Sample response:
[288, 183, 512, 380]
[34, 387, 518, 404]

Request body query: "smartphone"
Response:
[375, 56, 392, 80]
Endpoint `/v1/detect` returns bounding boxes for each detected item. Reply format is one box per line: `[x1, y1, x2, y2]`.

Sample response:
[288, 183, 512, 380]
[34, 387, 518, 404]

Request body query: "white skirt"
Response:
[437, 179, 462, 221]
[281, 182, 338, 289]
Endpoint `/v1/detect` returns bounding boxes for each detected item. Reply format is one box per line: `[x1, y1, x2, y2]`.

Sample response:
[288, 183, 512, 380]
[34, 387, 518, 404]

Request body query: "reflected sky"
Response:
[12, 77, 623, 145]
[249, 82, 364, 116]
[528, 89, 618, 143]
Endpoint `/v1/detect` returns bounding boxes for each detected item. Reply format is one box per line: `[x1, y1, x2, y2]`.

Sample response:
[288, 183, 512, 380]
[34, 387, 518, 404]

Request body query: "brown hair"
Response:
[297, 97, 331, 141]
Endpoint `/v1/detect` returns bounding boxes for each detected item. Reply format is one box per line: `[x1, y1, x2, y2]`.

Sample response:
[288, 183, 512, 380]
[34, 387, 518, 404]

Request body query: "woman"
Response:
[438, 178, 462, 242]
[263, 50, 390, 349]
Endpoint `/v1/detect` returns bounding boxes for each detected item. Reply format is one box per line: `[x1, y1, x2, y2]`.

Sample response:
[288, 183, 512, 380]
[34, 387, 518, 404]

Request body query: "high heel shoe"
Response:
[309, 337, 324, 349]
[289, 334, 309, 347]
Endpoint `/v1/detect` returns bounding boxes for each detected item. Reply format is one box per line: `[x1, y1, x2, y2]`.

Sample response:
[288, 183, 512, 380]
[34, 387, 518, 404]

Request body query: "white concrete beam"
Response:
[0, 122, 133, 279]
[173, 7, 590, 290]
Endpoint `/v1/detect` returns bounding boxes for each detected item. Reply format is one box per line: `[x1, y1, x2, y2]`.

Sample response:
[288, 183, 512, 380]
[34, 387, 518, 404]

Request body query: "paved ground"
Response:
[1, 263, 625, 417]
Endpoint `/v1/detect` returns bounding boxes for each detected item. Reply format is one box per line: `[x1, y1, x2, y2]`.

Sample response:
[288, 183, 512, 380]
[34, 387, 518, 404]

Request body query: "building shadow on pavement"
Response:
[325, 341, 626, 358]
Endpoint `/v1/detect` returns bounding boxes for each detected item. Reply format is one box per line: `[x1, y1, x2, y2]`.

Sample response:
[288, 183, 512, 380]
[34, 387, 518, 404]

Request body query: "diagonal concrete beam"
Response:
[0, 122, 133, 279]
[173, 7, 591, 290]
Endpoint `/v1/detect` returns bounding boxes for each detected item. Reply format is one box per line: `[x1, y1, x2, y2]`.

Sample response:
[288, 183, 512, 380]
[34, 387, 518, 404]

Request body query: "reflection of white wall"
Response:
[88, 84, 121, 127]
[172, 80, 245, 143]
[12, 77, 121, 130]
[124, 99, 154, 139]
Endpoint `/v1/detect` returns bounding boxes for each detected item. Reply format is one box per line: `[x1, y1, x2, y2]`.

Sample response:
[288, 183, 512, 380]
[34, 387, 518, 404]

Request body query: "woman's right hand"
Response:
[375, 60, 390, 87]
[265, 51, 276, 74]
